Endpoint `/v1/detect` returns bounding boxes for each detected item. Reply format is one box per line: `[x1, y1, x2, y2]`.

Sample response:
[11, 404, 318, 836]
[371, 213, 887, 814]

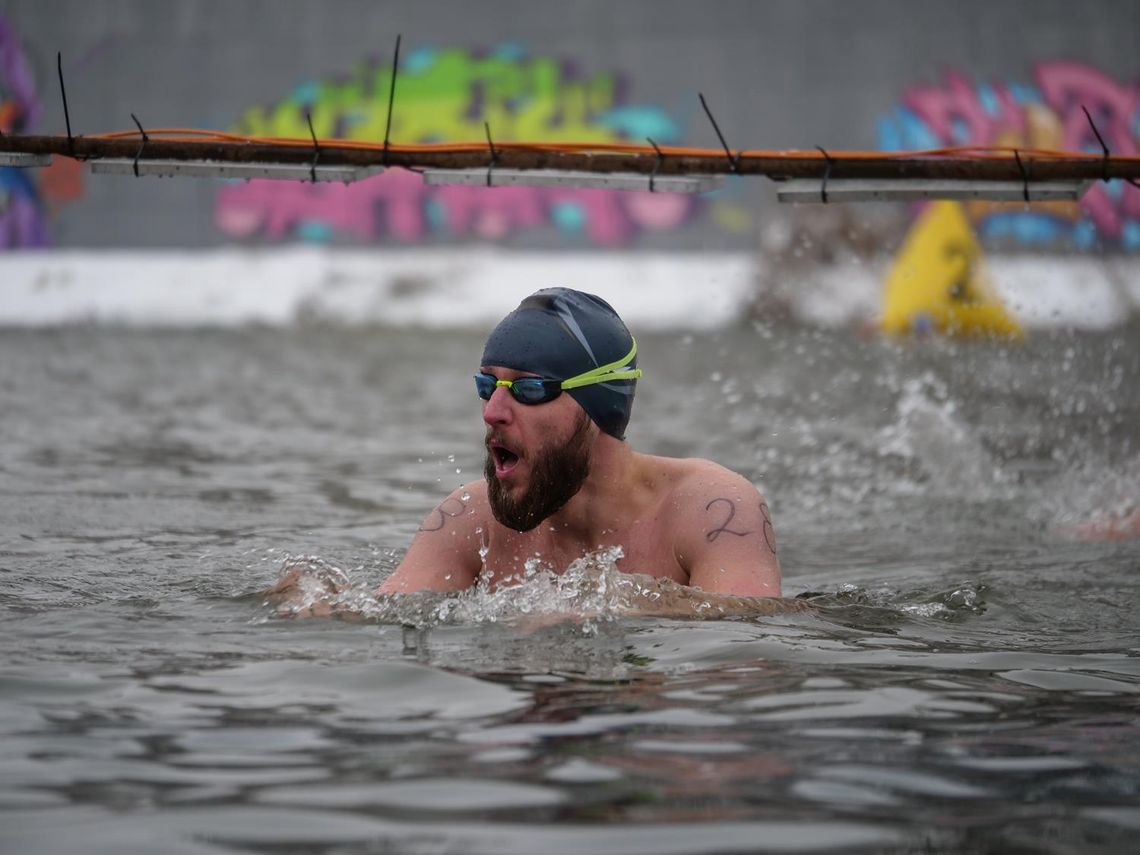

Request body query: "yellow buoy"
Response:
[880, 201, 1023, 339]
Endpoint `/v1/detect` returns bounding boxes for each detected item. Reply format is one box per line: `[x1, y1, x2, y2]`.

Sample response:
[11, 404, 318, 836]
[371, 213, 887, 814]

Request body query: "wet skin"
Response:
[378, 366, 784, 600]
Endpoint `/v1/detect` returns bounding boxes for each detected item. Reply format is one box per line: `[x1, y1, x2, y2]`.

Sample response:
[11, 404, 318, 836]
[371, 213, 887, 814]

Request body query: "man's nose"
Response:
[481, 386, 514, 425]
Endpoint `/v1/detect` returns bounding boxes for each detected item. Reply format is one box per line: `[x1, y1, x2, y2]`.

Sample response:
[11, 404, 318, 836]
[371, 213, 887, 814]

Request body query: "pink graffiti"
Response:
[215, 169, 695, 246]
[0, 192, 48, 249]
[901, 62, 1140, 241]
[1, 14, 51, 248]
[215, 168, 426, 241]
[1037, 62, 1140, 235]
[1037, 62, 1138, 155]
[904, 70, 1025, 147]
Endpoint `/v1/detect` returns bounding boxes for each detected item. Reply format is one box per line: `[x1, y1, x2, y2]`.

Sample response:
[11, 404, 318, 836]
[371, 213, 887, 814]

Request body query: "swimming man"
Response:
[377, 287, 783, 600]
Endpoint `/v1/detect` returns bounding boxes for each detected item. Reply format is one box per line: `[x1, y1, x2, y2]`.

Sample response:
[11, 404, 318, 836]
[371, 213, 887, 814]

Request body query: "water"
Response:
[2, 321, 1139, 854]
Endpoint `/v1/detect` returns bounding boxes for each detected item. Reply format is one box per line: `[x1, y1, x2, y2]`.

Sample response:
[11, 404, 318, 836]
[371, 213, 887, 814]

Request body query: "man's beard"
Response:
[485, 411, 593, 532]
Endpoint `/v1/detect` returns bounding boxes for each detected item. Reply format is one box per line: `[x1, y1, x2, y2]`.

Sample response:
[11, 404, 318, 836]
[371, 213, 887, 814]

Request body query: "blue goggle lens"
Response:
[474, 373, 562, 405]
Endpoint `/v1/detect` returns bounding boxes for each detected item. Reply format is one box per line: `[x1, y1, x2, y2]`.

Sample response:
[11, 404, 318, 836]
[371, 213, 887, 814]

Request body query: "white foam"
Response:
[0, 247, 1136, 330]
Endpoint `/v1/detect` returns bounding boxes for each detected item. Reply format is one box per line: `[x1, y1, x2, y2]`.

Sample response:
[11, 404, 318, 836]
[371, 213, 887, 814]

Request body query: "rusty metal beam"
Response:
[2, 134, 1139, 183]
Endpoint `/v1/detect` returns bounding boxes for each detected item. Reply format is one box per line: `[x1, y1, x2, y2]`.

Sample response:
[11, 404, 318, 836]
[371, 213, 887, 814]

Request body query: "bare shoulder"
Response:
[678, 460, 770, 533]
[415, 480, 493, 535]
[649, 456, 766, 511]
[377, 480, 492, 594]
[632, 455, 761, 515]
[676, 457, 760, 495]
[648, 456, 780, 596]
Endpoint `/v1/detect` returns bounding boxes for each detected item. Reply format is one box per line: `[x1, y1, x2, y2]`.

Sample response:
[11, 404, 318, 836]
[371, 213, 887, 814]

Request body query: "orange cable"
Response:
[82, 127, 1140, 166]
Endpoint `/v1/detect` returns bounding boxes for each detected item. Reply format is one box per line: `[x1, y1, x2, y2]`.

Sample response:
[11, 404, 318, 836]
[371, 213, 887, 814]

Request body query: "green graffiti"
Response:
[234, 48, 624, 144]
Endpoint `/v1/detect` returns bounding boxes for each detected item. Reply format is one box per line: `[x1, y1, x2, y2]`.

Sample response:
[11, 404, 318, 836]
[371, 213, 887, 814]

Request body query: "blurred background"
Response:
[2, 0, 1138, 329]
[3, 7, 1140, 851]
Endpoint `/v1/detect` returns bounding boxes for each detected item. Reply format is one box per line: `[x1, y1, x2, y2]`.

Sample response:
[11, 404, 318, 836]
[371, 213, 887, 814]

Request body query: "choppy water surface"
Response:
[2, 321, 1139, 854]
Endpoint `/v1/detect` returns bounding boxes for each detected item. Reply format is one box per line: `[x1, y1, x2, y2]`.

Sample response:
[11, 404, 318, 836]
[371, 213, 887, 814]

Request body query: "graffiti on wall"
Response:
[878, 62, 1140, 251]
[1, 15, 48, 248]
[214, 44, 737, 246]
[1, 15, 84, 249]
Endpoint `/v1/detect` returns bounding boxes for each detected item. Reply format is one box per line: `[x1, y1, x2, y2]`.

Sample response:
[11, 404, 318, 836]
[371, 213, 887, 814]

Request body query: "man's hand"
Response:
[265, 557, 351, 618]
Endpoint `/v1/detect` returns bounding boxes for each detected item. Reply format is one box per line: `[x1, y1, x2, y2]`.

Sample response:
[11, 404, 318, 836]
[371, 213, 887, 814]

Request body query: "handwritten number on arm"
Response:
[420, 496, 467, 532]
[759, 500, 777, 555]
[705, 498, 752, 542]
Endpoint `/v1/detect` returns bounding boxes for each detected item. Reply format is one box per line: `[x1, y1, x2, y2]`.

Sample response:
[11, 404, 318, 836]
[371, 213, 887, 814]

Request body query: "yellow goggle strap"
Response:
[559, 338, 643, 390]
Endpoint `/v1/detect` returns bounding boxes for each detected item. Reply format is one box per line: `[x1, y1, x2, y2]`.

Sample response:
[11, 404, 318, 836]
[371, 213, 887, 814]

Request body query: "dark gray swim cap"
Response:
[481, 288, 639, 439]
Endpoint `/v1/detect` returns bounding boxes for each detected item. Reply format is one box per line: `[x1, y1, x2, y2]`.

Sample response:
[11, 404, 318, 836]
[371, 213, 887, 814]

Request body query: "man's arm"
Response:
[376, 483, 486, 594]
[671, 464, 782, 597]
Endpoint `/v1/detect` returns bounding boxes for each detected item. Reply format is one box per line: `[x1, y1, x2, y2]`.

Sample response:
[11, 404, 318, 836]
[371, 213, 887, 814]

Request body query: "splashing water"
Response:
[803, 580, 988, 619]
[876, 373, 1005, 495]
[271, 547, 641, 630]
[268, 547, 808, 631]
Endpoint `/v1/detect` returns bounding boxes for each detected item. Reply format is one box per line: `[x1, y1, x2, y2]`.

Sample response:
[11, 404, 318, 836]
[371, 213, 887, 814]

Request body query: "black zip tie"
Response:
[484, 121, 498, 188]
[1013, 149, 1030, 203]
[1081, 105, 1111, 183]
[647, 137, 664, 193]
[130, 113, 149, 177]
[57, 52, 75, 158]
[1071, 107, 1135, 186]
[306, 111, 320, 183]
[382, 34, 401, 168]
[698, 93, 741, 174]
[816, 145, 834, 203]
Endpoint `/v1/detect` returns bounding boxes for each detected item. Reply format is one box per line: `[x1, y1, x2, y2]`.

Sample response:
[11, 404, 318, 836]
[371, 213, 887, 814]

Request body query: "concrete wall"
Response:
[2, 0, 1137, 250]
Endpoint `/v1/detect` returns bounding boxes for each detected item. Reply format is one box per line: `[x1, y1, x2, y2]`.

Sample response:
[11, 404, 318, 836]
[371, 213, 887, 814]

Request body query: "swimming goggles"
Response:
[475, 339, 642, 405]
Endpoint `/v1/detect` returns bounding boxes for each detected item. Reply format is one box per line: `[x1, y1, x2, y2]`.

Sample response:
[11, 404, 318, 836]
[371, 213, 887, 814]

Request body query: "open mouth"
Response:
[488, 441, 521, 478]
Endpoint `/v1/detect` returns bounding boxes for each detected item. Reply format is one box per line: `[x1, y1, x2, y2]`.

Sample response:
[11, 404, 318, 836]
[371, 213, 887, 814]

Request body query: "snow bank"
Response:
[1, 247, 1135, 330]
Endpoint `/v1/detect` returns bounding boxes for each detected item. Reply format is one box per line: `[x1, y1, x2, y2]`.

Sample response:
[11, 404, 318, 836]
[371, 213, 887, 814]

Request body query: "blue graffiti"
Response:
[979, 212, 1066, 246]
[977, 83, 1000, 116]
[1123, 221, 1140, 252]
[489, 42, 526, 63]
[550, 201, 586, 233]
[596, 107, 679, 143]
[876, 108, 941, 152]
[404, 46, 439, 75]
[1007, 83, 1042, 106]
[877, 70, 1138, 252]
[1073, 219, 1099, 250]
